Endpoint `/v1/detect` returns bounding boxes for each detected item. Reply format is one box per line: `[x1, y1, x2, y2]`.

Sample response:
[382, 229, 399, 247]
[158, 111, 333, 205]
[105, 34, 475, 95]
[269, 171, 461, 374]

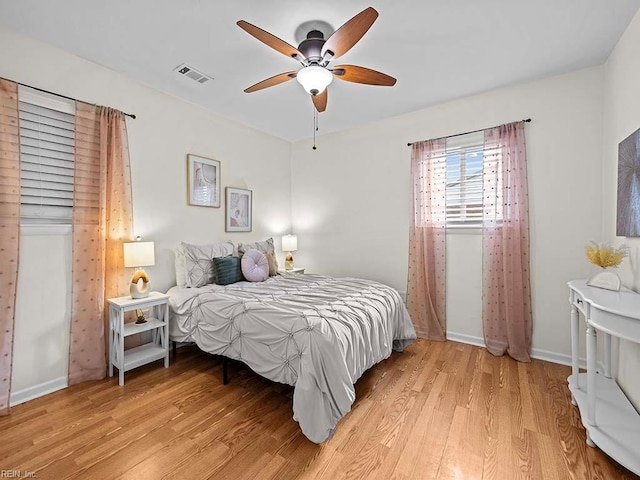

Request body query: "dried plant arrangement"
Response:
[585, 242, 628, 291]
[585, 242, 627, 268]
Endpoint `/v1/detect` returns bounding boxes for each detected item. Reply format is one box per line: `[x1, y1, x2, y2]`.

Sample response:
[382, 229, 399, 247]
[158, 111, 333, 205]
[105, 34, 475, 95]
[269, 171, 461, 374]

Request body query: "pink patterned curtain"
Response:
[69, 103, 133, 385]
[482, 122, 532, 362]
[0, 80, 20, 415]
[407, 139, 447, 340]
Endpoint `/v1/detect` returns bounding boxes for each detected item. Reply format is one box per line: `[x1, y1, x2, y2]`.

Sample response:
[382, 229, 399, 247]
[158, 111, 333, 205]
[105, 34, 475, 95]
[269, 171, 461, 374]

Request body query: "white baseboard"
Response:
[446, 331, 586, 369]
[531, 347, 586, 369]
[10, 376, 68, 407]
[446, 332, 486, 348]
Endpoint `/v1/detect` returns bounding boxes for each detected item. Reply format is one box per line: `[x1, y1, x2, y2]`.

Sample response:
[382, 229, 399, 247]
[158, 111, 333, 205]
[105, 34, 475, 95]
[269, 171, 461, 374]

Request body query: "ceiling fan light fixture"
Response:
[296, 65, 333, 96]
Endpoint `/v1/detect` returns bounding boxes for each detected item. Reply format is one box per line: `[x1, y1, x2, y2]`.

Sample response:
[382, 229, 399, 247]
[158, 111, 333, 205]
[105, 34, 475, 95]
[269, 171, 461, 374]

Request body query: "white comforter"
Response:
[167, 273, 416, 443]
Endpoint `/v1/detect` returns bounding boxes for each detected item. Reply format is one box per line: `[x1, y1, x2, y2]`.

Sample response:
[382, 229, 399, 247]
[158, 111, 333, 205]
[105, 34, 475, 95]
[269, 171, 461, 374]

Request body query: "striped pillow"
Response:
[212, 256, 244, 285]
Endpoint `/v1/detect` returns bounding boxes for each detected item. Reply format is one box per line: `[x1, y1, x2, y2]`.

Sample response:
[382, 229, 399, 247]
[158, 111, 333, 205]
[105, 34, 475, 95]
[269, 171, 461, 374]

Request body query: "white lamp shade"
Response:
[282, 235, 298, 252]
[296, 66, 333, 95]
[123, 241, 155, 268]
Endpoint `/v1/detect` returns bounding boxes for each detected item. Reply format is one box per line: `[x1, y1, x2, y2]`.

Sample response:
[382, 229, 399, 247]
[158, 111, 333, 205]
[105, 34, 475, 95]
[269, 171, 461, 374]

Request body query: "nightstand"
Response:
[278, 267, 305, 274]
[108, 292, 170, 386]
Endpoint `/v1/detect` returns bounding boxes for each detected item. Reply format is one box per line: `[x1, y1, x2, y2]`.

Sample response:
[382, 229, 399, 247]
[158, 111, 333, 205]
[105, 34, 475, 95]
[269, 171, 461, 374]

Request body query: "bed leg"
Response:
[172, 341, 177, 356]
[223, 357, 229, 385]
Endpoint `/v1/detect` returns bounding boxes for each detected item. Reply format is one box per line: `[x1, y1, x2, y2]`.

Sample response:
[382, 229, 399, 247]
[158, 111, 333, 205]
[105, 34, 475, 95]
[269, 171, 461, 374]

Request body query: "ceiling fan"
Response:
[237, 7, 396, 113]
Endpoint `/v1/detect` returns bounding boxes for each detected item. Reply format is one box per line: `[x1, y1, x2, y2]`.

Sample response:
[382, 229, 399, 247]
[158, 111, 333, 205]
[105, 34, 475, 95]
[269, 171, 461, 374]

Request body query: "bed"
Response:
[167, 272, 416, 443]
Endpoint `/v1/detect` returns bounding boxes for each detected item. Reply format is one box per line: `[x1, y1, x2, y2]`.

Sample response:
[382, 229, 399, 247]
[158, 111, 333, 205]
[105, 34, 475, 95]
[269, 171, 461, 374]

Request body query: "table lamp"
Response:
[282, 234, 298, 270]
[123, 240, 155, 298]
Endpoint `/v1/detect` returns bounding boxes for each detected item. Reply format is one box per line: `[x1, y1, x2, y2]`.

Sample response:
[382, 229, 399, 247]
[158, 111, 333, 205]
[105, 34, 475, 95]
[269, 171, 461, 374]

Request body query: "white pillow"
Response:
[174, 244, 187, 287]
[178, 241, 235, 287]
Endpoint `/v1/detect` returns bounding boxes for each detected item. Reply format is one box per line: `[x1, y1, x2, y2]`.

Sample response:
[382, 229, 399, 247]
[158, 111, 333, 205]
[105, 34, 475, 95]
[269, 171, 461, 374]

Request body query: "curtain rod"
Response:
[406, 118, 531, 146]
[5, 78, 137, 119]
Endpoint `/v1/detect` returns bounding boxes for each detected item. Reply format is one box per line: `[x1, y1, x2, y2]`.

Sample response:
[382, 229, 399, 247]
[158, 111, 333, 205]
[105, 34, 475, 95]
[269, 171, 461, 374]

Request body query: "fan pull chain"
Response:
[312, 108, 318, 150]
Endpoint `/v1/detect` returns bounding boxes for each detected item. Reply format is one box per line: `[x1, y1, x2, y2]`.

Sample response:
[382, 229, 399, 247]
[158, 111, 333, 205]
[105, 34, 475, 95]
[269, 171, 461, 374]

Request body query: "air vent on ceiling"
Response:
[174, 63, 213, 84]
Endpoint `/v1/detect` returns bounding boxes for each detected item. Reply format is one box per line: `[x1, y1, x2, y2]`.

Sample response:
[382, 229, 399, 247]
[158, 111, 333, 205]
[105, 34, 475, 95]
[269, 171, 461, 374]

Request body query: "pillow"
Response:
[174, 246, 187, 287]
[265, 252, 278, 277]
[180, 241, 235, 287]
[237, 237, 278, 274]
[213, 256, 244, 286]
[241, 249, 269, 282]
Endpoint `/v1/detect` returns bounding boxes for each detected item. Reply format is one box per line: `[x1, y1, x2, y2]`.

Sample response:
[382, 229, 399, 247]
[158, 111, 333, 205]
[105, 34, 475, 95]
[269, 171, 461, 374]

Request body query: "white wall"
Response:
[446, 233, 483, 341]
[291, 67, 605, 360]
[12, 228, 71, 404]
[602, 10, 640, 410]
[0, 26, 293, 401]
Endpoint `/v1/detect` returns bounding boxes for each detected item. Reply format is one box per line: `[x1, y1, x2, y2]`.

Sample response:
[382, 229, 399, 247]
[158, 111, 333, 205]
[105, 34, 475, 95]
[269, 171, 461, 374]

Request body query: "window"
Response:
[444, 131, 501, 227]
[18, 86, 75, 223]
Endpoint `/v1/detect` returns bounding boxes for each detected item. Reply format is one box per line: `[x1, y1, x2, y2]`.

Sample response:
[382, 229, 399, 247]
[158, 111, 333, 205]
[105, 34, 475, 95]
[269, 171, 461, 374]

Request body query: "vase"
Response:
[586, 268, 621, 291]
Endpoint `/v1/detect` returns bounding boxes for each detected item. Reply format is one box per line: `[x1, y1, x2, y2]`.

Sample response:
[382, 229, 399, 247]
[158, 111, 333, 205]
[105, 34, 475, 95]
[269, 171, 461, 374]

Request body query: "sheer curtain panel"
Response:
[406, 139, 447, 340]
[69, 104, 133, 384]
[482, 122, 532, 362]
[0, 80, 20, 414]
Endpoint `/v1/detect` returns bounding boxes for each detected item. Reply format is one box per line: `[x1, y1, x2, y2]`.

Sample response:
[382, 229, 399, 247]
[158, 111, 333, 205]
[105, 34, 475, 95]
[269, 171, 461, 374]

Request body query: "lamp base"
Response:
[130, 269, 150, 299]
[285, 252, 294, 271]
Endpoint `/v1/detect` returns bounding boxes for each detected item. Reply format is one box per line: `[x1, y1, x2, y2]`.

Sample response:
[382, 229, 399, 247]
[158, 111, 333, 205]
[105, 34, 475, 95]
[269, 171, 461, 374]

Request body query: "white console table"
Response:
[567, 279, 640, 475]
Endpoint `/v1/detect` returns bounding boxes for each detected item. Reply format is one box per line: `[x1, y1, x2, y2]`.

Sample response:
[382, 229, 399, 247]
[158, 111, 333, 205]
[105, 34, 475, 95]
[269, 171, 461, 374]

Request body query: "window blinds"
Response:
[445, 131, 487, 226]
[19, 95, 75, 221]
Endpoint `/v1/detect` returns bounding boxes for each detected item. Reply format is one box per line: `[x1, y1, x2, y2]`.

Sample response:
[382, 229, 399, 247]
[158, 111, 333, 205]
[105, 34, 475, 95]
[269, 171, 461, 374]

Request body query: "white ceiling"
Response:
[1, 0, 639, 142]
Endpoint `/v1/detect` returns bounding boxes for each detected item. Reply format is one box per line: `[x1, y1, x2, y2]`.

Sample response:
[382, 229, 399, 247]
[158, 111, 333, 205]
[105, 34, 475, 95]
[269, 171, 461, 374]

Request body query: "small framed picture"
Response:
[187, 154, 220, 208]
[226, 187, 252, 232]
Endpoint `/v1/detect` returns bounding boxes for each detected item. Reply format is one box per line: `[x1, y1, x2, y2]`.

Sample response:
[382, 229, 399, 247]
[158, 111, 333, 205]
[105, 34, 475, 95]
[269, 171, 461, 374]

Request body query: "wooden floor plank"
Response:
[371, 392, 425, 478]
[534, 430, 568, 480]
[161, 439, 232, 480]
[438, 405, 484, 479]
[114, 436, 201, 480]
[0, 341, 637, 479]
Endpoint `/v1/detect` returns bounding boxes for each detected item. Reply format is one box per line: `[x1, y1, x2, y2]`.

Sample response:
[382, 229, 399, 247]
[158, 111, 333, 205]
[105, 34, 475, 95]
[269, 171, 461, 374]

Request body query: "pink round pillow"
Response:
[241, 249, 269, 282]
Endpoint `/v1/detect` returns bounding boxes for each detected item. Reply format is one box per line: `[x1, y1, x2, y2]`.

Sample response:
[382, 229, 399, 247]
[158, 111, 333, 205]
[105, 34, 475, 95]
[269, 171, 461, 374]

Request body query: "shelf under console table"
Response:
[567, 279, 640, 475]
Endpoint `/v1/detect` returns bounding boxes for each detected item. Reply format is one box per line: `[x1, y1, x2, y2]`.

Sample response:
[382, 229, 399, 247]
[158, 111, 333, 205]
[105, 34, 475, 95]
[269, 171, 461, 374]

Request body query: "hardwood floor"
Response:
[1, 339, 637, 479]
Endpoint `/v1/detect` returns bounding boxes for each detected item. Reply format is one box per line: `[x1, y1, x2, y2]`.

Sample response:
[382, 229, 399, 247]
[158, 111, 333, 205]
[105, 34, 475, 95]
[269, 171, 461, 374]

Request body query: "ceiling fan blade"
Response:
[332, 65, 396, 86]
[237, 20, 304, 60]
[311, 89, 328, 113]
[244, 71, 297, 93]
[321, 7, 378, 60]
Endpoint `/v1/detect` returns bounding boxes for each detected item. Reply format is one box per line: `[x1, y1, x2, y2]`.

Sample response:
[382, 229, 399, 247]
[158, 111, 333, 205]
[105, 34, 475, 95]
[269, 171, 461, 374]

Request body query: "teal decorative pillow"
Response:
[213, 256, 244, 285]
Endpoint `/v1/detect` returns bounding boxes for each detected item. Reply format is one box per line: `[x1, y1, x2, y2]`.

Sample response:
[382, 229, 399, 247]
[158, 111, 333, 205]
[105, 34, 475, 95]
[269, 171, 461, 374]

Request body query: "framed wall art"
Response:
[616, 128, 640, 237]
[226, 187, 252, 232]
[187, 154, 220, 208]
